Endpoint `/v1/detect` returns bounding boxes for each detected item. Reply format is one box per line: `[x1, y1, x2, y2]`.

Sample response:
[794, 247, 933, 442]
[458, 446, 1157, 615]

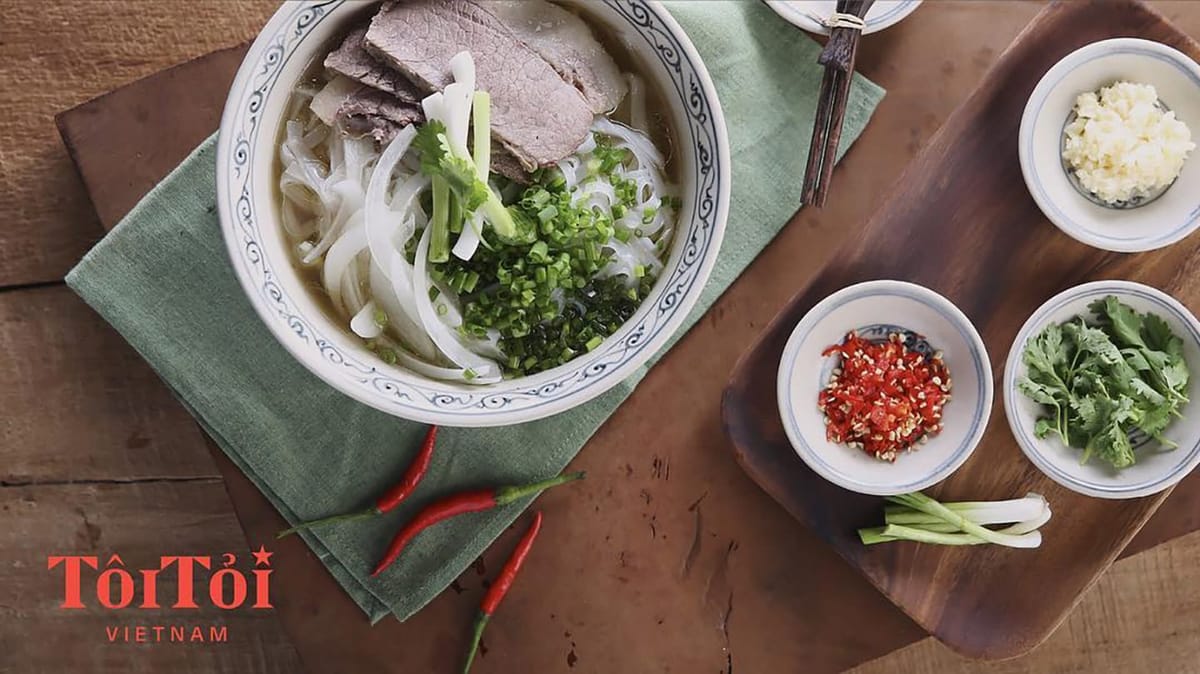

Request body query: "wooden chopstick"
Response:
[800, 0, 875, 207]
[800, 67, 841, 207]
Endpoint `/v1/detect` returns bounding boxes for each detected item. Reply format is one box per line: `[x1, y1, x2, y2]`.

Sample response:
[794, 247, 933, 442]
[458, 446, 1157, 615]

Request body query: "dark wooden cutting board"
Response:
[723, 0, 1200, 661]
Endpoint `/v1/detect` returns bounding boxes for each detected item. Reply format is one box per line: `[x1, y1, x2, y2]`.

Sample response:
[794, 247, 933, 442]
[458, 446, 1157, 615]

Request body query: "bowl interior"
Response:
[1004, 282, 1200, 498]
[777, 282, 992, 496]
[218, 0, 728, 425]
[1022, 39, 1200, 252]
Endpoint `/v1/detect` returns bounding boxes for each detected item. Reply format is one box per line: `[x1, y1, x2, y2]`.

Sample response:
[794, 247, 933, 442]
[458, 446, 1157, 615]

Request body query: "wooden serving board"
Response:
[723, 0, 1200, 661]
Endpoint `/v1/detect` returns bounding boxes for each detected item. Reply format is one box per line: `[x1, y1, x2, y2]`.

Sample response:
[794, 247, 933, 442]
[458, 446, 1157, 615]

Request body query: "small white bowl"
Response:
[776, 280, 993, 496]
[1003, 281, 1200, 499]
[763, 0, 922, 36]
[1019, 38, 1200, 253]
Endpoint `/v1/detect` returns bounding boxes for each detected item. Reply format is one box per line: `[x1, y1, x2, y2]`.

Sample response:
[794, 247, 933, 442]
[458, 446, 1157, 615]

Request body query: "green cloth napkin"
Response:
[66, 0, 883, 623]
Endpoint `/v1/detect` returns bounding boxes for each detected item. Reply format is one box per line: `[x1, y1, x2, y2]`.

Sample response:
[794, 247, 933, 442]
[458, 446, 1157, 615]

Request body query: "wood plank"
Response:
[0, 480, 301, 672]
[851, 530, 1200, 674]
[56, 43, 249, 231]
[211, 388, 928, 674]
[723, 0, 1200, 660]
[0, 285, 219, 482]
[0, 0, 271, 287]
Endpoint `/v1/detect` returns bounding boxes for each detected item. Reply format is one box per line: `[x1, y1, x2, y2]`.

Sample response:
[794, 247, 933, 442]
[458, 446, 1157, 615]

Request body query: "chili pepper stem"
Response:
[494, 471, 585, 506]
[461, 612, 490, 674]
[276, 507, 380, 539]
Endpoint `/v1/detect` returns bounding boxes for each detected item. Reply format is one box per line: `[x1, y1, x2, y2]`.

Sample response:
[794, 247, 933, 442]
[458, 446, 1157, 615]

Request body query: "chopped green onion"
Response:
[429, 177, 451, 264]
[858, 492, 1050, 549]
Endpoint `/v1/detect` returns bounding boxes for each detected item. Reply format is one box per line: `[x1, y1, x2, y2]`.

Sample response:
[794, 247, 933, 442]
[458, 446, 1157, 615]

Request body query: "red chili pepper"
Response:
[277, 425, 439, 539]
[371, 472, 582, 577]
[818, 331, 952, 461]
[461, 512, 543, 674]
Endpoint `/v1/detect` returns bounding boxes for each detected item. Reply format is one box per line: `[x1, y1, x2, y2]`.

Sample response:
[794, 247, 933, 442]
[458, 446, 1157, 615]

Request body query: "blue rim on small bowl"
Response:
[1003, 280, 1200, 500]
[1019, 38, 1200, 253]
[762, 0, 922, 36]
[776, 280, 993, 496]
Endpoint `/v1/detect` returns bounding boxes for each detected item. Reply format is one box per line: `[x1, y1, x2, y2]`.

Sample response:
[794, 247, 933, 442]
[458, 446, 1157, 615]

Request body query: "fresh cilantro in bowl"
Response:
[1018, 296, 1190, 469]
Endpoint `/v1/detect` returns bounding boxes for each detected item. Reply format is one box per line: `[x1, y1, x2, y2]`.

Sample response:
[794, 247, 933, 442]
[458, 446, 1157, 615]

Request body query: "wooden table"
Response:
[7, 2, 1200, 672]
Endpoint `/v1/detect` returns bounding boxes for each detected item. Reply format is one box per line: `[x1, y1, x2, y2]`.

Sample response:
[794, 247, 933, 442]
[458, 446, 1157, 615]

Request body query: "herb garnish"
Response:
[1018, 296, 1190, 469]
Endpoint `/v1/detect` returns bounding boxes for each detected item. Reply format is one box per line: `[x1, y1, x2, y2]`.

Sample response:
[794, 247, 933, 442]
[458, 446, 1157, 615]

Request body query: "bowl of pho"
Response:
[216, 0, 729, 426]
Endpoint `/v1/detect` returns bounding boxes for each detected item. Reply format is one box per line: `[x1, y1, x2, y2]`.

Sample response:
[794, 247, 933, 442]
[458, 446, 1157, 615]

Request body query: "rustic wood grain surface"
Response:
[6, 1, 1200, 672]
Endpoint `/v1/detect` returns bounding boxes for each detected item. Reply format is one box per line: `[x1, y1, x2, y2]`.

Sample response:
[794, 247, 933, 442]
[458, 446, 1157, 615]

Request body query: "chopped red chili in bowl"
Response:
[818, 330, 952, 461]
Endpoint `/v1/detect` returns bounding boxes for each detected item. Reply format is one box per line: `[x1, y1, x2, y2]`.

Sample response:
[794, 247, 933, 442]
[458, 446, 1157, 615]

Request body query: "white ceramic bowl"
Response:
[1019, 38, 1200, 253]
[1003, 280, 1200, 499]
[216, 1, 729, 427]
[762, 0, 921, 36]
[776, 280, 993, 496]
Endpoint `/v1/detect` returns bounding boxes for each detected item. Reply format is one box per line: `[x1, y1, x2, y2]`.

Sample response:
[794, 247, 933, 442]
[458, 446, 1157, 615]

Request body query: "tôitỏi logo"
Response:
[46, 545, 274, 643]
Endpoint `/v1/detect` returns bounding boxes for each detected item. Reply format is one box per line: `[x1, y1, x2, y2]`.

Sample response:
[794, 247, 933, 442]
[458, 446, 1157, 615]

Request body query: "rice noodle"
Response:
[322, 215, 366, 314]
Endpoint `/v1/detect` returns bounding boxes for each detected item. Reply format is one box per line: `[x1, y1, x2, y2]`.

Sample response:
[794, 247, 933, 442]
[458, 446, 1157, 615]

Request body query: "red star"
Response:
[251, 544, 273, 567]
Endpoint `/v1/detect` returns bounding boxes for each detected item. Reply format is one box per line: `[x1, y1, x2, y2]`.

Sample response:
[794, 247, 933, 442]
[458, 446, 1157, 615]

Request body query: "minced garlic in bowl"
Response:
[1062, 81, 1195, 206]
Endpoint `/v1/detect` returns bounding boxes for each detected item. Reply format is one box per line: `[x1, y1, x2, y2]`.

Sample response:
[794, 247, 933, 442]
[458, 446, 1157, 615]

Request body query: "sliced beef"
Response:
[336, 87, 425, 144]
[490, 146, 532, 184]
[484, 0, 626, 114]
[365, 0, 593, 169]
[309, 75, 422, 143]
[310, 76, 531, 182]
[310, 75, 362, 127]
[324, 26, 426, 103]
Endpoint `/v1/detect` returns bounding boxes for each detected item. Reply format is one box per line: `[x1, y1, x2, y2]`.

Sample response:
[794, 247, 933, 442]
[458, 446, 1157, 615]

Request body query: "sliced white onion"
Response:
[441, 82, 474, 157]
[450, 51, 476, 92]
[309, 75, 359, 126]
[452, 212, 483, 260]
[342, 256, 368, 316]
[376, 336, 475, 381]
[369, 261, 436, 361]
[350, 301, 384, 339]
[364, 125, 418, 285]
[422, 92, 445, 124]
[413, 226, 502, 382]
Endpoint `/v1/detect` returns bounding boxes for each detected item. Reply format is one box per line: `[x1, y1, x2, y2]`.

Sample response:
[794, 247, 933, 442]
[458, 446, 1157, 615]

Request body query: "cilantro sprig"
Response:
[1018, 296, 1190, 469]
[413, 120, 515, 258]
